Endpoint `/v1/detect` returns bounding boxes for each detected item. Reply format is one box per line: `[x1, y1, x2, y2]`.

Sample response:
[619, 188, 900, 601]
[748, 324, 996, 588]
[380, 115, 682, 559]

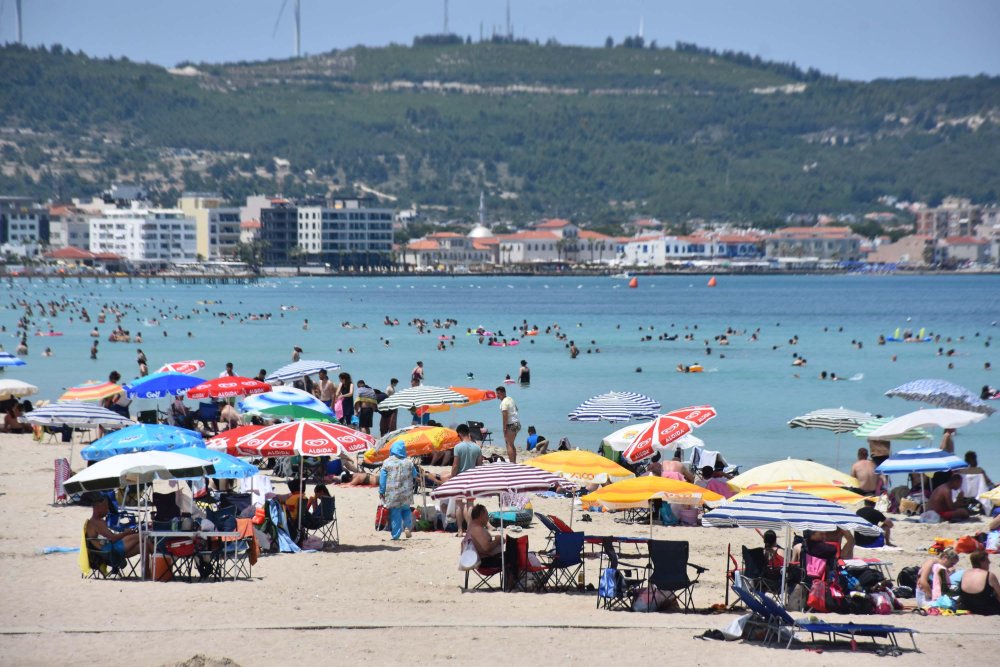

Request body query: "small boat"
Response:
[610, 271, 631, 279]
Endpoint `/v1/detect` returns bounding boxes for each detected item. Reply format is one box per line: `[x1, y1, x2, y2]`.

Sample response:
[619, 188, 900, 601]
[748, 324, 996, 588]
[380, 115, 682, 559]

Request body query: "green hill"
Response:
[1, 41, 998, 223]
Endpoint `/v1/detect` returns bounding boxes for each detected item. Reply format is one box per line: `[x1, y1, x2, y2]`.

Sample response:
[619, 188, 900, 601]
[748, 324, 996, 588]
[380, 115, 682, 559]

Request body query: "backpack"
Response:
[897, 565, 919, 589]
[599, 567, 626, 599]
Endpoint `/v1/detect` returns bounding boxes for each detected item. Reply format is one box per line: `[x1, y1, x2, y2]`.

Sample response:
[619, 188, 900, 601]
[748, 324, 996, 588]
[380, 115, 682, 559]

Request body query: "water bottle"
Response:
[171, 517, 179, 531]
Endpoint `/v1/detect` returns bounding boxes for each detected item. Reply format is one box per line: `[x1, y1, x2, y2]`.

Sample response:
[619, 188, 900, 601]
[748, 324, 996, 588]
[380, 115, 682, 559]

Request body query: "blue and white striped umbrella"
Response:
[886, 379, 996, 415]
[702, 489, 881, 536]
[875, 447, 968, 474]
[21, 401, 134, 428]
[123, 371, 206, 399]
[171, 446, 257, 479]
[0, 352, 27, 367]
[788, 407, 872, 433]
[81, 424, 204, 461]
[265, 360, 341, 384]
[240, 386, 334, 417]
[568, 391, 662, 423]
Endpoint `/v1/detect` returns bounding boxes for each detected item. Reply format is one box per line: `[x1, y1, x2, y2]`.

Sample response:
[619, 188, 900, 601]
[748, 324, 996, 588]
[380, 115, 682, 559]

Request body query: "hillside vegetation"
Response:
[1, 41, 998, 223]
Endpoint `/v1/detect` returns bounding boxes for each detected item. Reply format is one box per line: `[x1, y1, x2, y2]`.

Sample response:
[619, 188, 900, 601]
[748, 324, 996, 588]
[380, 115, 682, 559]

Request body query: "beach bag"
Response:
[458, 535, 480, 571]
[986, 531, 1000, 552]
[807, 579, 828, 613]
[955, 535, 979, 554]
[931, 594, 956, 611]
[826, 581, 847, 613]
[897, 566, 919, 589]
[632, 586, 673, 612]
[848, 592, 874, 615]
[869, 591, 893, 615]
[658, 503, 678, 526]
[375, 505, 389, 532]
[599, 567, 626, 599]
[804, 553, 827, 581]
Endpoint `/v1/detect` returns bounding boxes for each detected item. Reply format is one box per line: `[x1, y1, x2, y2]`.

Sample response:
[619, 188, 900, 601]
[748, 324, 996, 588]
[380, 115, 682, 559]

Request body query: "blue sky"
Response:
[2, 0, 998, 80]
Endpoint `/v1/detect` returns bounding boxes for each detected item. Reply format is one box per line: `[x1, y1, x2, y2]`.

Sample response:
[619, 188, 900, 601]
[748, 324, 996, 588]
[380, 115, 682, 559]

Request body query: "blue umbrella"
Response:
[80, 424, 204, 461]
[875, 447, 967, 474]
[886, 379, 996, 416]
[0, 352, 27, 367]
[124, 371, 206, 399]
[171, 446, 257, 479]
[240, 386, 334, 417]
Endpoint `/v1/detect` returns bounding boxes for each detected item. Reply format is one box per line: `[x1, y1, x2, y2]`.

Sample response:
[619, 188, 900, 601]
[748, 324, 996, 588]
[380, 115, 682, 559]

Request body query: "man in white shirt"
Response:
[495, 386, 520, 463]
[218, 362, 236, 378]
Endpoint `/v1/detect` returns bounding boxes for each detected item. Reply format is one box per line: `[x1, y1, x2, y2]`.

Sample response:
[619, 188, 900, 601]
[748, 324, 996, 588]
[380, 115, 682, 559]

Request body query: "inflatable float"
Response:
[886, 327, 932, 343]
[34, 331, 63, 336]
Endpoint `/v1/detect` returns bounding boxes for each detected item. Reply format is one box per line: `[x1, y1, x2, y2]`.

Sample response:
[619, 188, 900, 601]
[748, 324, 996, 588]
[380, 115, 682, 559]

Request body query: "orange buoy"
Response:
[707, 276, 717, 287]
[628, 277, 638, 289]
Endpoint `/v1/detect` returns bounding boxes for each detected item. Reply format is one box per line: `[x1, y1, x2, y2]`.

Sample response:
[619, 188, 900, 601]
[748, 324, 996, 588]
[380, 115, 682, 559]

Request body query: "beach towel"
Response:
[962, 473, 992, 514]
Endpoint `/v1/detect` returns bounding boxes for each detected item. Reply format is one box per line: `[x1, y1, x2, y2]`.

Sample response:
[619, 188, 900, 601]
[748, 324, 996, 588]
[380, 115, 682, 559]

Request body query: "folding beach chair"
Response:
[313, 495, 339, 545]
[511, 535, 551, 592]
[596, 536, 643, 610]
[137, 409, 160, 425]
[647, 540, 707, 612]
[467, 421, 493, 446]
[542, 531, 585, 592]
[537, 513, 567, 552]
[195, 402, 220, 434]
[740, 546, 783, 596]
[731, 574, 781, 644]
[757, 591, 919, 652]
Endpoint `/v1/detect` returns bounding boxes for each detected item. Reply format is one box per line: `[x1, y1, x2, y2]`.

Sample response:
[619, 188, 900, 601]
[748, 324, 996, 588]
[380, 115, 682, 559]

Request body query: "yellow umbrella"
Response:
[59, 381, 123, 402]
[729, 481, 865, 505]
[526, 450, 635, 484]
[582, 475, 723, 509]
[728, 457, 858, 490]
[979, 486, 1000, 502]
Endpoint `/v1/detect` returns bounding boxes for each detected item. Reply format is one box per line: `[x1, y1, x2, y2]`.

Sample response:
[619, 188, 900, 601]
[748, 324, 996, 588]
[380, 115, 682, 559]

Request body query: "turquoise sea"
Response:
[4, 274, 999, 475]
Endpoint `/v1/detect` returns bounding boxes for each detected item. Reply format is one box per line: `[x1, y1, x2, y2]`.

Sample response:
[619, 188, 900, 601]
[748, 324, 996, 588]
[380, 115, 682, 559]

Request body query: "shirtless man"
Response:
[927, 473, 969, 522]
[85, 493, 142, 562]
[467, 504, 502, 567]
[850, 447, 879, 495]
[663, 449, 694, 483]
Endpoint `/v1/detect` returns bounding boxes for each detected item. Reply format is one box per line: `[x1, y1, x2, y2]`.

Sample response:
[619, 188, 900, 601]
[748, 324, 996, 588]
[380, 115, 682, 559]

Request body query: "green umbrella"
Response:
[852, 416, 931, 441]
[256, 405, 333, 422]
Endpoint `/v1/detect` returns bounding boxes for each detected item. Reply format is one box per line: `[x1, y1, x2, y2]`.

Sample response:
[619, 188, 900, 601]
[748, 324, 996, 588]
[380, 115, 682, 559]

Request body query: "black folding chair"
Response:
[597, 536, 643, 610]
[647, 539, 707, 612]
[467, 420, 494, 446]
[314, 495, 339, 545]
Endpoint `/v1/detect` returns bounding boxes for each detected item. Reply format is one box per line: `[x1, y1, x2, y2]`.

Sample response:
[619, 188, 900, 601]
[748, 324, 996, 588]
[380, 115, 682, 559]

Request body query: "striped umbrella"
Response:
[81, 424, 204, 461]
[866, 408, 987, 439]
[205, 420, 374, 457]
[124, 372, 206, 399]
[239, 386, 334, 418]
[852, 417, 931, 441]
[788, 407, 872, 433]
[377, 385, 470, 412]
[0, 352, 26, 367]
[702, 488, 880, 602]
[21, 401, 134, 428]
[265, 359, 341, 384]
[886, 378, 996, 415]
[431, 462, 575, 500]
[0, 379, 38, 400]
[186, 376, 271, 400]
[875, 448, 967, 474]
[567, 391, 661, 423]
[59, 381, 123, 402]
[622, 405, 717, 464]
[729, 481, 865, 505]
[156, 360, 206, 375]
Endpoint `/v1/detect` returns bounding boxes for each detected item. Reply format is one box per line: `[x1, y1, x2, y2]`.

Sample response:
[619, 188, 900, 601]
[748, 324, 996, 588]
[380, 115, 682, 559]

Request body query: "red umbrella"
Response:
[156, 360, 206, 375]
[622, 405, 717, 464]
[186, 376, 271, 400]
[205, 421, 374, 457]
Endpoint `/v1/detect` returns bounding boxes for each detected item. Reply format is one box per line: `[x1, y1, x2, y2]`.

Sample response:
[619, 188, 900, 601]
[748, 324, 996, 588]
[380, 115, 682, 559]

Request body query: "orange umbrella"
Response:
[60, 381, 124, 402]
[363, 426, 461, 463]
[419, 386, 497, 414]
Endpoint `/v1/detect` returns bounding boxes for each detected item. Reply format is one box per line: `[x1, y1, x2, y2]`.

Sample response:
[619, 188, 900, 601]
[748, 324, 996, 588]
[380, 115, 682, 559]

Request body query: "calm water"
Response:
[4, 274, 999, 475]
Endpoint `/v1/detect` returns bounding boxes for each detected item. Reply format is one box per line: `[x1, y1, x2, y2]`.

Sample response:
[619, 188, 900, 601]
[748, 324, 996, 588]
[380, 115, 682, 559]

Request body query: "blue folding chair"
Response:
[543, 531, 585, 591]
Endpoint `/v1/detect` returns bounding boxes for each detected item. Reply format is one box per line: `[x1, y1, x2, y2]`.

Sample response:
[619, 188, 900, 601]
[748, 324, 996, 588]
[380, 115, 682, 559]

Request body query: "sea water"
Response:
[4, 274, 999, 475]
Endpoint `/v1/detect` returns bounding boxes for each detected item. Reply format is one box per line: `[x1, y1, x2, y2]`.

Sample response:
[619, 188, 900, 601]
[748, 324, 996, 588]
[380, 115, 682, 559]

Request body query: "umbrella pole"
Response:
[780, 524, 791, 607]
[835, 432, 841, 469]
[649, 500, 653, 539]
[297, 456, 304, 544]
[498, 495, 506, 592]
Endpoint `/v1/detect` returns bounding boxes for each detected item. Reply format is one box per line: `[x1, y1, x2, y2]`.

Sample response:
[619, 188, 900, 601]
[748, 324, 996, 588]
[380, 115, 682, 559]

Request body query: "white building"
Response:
[621, 235, 724, 266]
[47, 204, 91, 250]
[89, 208, 197, 266]
[1, 199, 49, 256]
[208, 207, 242, 259]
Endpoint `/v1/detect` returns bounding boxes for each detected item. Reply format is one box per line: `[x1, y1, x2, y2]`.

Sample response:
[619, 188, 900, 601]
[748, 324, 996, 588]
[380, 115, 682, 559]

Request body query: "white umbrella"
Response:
[0, 379, 38, 400]
[265, 359, 341, 384]
[63, 450, 215, 494]
[378, 385, 470, 412]
[867, 408, 987, 439]
[602, 422, 704, 452]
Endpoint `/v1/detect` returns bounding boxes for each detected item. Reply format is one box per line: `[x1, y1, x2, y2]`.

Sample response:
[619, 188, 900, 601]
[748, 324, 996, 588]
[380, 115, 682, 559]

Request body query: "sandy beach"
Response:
[0, 433, 997, 666]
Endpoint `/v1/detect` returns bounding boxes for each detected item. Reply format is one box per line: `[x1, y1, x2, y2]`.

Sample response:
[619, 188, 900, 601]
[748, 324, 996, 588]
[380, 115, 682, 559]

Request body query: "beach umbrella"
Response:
[205, 420, 374, 458]
[728, 457, 858, 490]
[0, 352, 26, 367]
[886, 379, 996, 415]
[156, 359, 206, 375]
[59, 381, 123, 402]
[258, 405, 334, 422]
[567, 391, 661, 423]
[852, 417, 932, 441]
[622, 405, 717, 464]
[377, 385, 470, 412]
[123, 371, 206, 399]
[185, 376, 271, 400]
[601, 422, 704, 452]
[702, 489, 881, 602]
[875, 447, 967, 475]
[432, 462, 576, 589]
[788, 406, 872, 467]
[526, 450, 635, 485]
[64, 450, 215, 494]
[239, 386, 334, 418]
[729, 481, 866, 505]
[21, 401, 134, 428]
[866, 408, 987, 439]
[363, 425, 460, 464]
[80, 424, 204, 461]
[265, 359, 340, 384]
[979, 486, 1000, 503]
[582, 476, 723, 537]
[419, 387, 497, 414]
[0, 379, 38, 400]
[170, 446, 257, 479]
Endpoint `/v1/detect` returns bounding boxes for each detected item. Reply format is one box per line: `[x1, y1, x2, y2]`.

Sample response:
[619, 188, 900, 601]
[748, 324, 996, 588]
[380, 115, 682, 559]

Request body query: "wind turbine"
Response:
[273, 0, 302, 58]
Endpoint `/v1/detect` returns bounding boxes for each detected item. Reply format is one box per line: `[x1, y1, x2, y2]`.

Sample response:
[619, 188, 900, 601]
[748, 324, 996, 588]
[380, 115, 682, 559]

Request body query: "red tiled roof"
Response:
[426, 232, 463, 239]
[578, 230, 611, 240]
[46, 246, 94, 260]
[473, 237, 500, 246]
[240, 219, 261, 229]
[499, 231, 560, 241]
[944, 236, 987, 245]
[94, 252, 123, 261]
[716, 235, 763, 243]
[407, 240, 440, 251]
[536, 218, 573, 229]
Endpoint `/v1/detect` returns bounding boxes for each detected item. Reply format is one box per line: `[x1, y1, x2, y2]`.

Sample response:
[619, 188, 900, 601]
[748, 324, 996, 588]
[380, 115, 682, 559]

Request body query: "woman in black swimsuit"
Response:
[959, 551, 1000, 615]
